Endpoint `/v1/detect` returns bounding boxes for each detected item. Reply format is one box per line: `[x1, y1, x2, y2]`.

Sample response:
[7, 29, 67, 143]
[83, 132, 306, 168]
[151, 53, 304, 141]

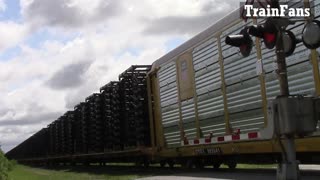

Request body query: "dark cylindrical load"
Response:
[100, 81, 121, 151]
[74, 102, 88, 154]
[118, 65, 152, 149]
[56, 118, 64, 155]
[85, 93, 104, 153]
[6, 128, 49, 159]
[61, 111, 74, 155]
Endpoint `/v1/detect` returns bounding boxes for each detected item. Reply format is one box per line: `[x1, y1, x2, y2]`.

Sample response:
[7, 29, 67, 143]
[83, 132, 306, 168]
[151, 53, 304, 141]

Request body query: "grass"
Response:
[8, 165, 145, 180]
[235, 164, 277, 169]
[7, 163, 278, 180]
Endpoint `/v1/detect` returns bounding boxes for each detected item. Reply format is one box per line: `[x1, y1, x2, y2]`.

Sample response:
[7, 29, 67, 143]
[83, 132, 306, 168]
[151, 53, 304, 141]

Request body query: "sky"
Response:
[0, 0, 239, 153]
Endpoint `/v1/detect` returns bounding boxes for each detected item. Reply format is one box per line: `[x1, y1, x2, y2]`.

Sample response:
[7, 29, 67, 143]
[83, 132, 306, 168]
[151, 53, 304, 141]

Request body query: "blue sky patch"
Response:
[0, 46, 21, 61]
[165, 37, 186, 52]
[0, 0, 21, 21]
[25, 28, 78, 49]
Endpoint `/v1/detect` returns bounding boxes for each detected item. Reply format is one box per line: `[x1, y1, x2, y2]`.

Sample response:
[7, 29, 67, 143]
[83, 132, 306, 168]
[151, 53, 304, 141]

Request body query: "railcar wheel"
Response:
[213, 162, 221, 170]
[182, 160, 194, 169]
[195, 160, 204, 169]
[227, 161, 237, 170]
[160, 161, 166, 168]
[135, 161, 143, 167]
[168, 161, 174, 168]
[143, 161, 150, 168]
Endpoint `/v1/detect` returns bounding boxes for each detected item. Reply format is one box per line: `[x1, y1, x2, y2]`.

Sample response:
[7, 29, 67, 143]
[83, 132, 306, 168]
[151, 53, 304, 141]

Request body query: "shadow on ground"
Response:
[26, 165, 320, 180]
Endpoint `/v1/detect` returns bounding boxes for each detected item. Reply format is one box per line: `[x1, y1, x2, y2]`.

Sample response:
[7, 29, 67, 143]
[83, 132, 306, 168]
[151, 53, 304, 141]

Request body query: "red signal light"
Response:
[264, 32, 276, 46]
[248, 19, 278, 49]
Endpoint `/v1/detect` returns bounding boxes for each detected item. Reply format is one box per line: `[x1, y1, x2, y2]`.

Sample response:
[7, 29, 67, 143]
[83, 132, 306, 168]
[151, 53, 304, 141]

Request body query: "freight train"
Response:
[6, 1, 320, 169]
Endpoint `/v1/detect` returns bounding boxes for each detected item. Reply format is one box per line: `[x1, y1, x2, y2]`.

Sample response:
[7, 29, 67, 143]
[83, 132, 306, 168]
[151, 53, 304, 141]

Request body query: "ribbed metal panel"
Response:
[220, 19, 265, 132]
[163, 126, 181, 146]
[181, 99, 197, 140]
[158, 61, 181, 147]
[229, 109, 264, 133]
[159, 62, 178, 108]
[193, 37, 225, 136]
[161, 107, 179, 127]
[199, 116, 225, 137]
[226, 78, 262, 113]
[197, 90, 224, 119]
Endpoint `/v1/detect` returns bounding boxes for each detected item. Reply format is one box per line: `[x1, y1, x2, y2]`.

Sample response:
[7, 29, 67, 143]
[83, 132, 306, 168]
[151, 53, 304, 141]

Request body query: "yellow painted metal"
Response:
[216, 35, 232, 134]
[189, 52, 202, 139]
[253, 18, 268, 127]
[271, 137, 320, 153]
[303, 0, 320, 97]
[178, 51, 202, 139]
[156, 136, 320, 158]
[193, 93, 201, 138]
[175, 60, 186, 142]
[310, 50, 320, 96]
[150, 68, 165, 148]
[176, 52, 195, 101]
[146, 74, 155, 154]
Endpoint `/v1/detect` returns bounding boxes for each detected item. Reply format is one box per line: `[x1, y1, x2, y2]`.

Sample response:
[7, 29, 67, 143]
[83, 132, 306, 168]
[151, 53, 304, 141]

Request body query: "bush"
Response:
[0, 149, 11, 180]
[8, 160, 17, 171]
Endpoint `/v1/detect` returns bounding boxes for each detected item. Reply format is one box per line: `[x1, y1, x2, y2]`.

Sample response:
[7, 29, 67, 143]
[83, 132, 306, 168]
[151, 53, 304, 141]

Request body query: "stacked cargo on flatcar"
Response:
[74, 103, 88, 154]
[119, 65, 152, 148]
[86, 93, 104, 153]
[62, 111, 74, 155]
[100, 81, 121, 151]
[48, 122, 56, 155]
[6, 128, 49, 160]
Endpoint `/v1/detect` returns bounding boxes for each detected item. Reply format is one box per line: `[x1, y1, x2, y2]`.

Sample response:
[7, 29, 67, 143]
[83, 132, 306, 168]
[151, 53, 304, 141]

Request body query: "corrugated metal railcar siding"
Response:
[220, 19, 265, 133]
[158, 61, 181, 147]
[181, 98, 197, 140]
[193, 37, 225, 136]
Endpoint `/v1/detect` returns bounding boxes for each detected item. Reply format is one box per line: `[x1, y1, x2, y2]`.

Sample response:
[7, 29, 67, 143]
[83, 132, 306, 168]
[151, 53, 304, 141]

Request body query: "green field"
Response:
[8, 165, 146, 180]
[8, 163, 277, 180]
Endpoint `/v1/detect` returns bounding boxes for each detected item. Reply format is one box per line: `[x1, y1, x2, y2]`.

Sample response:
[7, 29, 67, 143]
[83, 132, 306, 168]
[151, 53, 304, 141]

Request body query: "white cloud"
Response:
[0, 0, 239, 153]
[0, 21, 27, 51]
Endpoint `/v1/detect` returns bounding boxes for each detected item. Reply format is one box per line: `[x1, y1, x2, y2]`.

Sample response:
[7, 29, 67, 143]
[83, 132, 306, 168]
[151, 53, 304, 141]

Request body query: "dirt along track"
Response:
[136, 165, 320, 180]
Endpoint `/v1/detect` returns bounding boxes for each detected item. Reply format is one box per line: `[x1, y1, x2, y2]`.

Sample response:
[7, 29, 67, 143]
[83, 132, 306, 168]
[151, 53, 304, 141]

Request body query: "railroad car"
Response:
[6, 0, 320, 169]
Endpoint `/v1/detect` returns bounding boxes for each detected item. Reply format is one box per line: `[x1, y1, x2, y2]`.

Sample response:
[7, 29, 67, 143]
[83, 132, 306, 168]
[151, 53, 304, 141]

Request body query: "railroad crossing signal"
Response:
[225, 19, 320, 57]
[248, 18, 278, 49]
[225, 28, 253, 57]
[302, 20, 320, 49]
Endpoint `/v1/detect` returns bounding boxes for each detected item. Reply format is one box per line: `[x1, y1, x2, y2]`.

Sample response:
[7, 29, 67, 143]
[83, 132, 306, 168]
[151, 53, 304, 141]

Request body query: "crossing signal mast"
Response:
[225, 0, 320, 179]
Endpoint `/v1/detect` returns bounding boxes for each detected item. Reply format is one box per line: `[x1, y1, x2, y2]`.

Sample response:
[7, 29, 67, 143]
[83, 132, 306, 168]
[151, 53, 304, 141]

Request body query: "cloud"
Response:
[0, 111, 60, 126]
[143, 14, 217, 35]
[21, 0, 122, 29]
[143, 0, 239, 35]
[0, 21, 27, 51]
[46, 60, 92, 90]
